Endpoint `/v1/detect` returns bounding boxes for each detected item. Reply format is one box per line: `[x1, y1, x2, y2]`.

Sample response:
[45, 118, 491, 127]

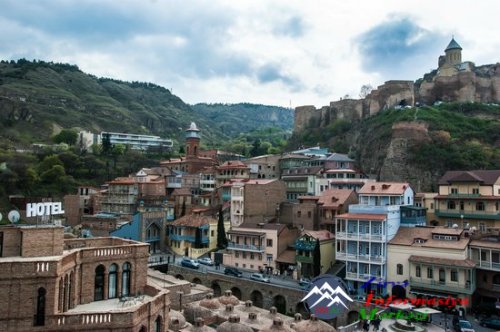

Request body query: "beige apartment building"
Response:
[224, 223, 300, 274]
[387, 226, 474, 310]
[434, 170, 500, 230]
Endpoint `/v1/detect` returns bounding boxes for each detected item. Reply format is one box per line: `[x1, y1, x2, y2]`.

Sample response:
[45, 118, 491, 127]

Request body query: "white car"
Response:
[250, 273, 270, 283]
[198, 257, 214, 266]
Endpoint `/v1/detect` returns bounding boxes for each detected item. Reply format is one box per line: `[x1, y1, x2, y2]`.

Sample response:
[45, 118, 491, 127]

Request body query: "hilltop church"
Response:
[437, 37, 474, 76]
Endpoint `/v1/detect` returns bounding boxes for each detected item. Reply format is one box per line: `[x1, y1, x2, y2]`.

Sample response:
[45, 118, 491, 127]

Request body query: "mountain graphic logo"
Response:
[301, 275, 353, 320]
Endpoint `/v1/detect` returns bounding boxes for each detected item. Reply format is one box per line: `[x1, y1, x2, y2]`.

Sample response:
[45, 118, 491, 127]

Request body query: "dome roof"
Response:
[184, 303, 216, 325]
[218, 290, 240, 306]
[169, 310, 188, 331]
[445, 38, 462, 51]
[292, 315, 337, 332]
[261, 317, 294, 332]
[188, 317, 217, 332]
[216, 314, 253, 332]
[200, 293, 221, 310]
[235, 300, 259, 313]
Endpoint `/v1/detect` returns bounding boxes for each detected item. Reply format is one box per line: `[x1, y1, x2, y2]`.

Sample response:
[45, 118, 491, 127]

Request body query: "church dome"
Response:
[445, 38, 462, 51]
[188, 317, 217, 332]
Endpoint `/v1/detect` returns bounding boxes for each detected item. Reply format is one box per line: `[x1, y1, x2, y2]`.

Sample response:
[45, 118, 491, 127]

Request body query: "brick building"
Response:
[0, 224, 170, 331]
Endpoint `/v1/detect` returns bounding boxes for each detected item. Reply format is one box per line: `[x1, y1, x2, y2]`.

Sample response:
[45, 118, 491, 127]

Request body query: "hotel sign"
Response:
[26, 202, 65, 217]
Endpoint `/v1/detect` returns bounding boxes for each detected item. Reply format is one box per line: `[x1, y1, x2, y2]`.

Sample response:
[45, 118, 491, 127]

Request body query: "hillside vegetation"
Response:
[0, 59, 293, 148]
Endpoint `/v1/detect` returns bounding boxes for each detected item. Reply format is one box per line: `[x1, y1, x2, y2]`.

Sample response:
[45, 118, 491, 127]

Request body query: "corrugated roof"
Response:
[303, 230, 334, 241]
[325, 153, 354, 162]
[438, 170, 500, 185]
[358, 182, 410, 195]
[409, 255, 475, 268]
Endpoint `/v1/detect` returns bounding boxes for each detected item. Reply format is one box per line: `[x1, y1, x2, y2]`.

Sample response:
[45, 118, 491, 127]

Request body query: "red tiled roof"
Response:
[303, 230, 334, 241]
[107, 177, 136, 185]
[358, 182, 410, 195]
[336, 213, 386, 221]
[317, 189, 356, 208]
[218, 160, 248, 169]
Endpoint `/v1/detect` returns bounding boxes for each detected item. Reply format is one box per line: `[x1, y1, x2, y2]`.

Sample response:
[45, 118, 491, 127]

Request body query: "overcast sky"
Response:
[1, 0, 499, 108]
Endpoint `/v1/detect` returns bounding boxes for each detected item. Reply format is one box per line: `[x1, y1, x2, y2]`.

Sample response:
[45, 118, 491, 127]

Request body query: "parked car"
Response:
[181, 258, 200, 269]
[224, 267, 243, 277]
[198, 257, 214, 266]
[299, 277, 312, 289]
[480, 318, 500, 329]
[250, 273, 270, 283]
[454, 320, 474, 332]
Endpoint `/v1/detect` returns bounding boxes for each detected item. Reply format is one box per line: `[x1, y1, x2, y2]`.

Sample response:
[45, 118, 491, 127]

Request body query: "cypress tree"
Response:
[217, 206, 228, 249]
[313, 238, 321, 277]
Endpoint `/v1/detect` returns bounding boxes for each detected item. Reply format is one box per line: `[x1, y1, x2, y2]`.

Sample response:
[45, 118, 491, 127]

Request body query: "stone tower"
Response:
[185, 122, 201, 158]
[444, 37, 462, 66]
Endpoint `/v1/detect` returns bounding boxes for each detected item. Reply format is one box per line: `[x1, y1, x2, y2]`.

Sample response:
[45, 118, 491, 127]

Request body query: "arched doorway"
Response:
[392, 285, 406, 299]
[347, 311, 359, 324]
[231, 287, 242, 300]
[154, 316, 162, 332]
[273, 295, 287, 314]
[211, 282, 221, 297]
[94, 265, 105, 301]
[250, 290, 263, 307]
[175, 274, 184, 280]
[192, 278, 202, 285]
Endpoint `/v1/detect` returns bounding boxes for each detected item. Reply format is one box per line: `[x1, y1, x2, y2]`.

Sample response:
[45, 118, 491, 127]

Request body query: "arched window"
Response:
[122, 262, 131, 297]
[108, 264, 118, 299]
[154, 316, 162, 332]
[95, 265, 105, 301]
[397, 264, 403, 275]
[35, 287, 46, 326]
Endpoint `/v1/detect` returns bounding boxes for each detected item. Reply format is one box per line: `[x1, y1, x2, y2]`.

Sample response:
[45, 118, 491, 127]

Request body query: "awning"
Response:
[276, 249, 297, 264]
[389, 303, 414, 310]
[413, 307, 442, 315]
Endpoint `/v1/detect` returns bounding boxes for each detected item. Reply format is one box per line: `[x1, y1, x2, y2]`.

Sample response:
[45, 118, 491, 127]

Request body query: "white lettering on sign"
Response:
[26, 202, 65, 217]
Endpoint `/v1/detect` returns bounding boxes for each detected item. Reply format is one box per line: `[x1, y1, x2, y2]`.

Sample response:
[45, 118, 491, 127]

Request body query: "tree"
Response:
[359, 84, 374, 99]
[101, 133, 112, 155]
[53, 129, 78, 145]
[217, 205, 228, 249]
[313, 239, 321, 277]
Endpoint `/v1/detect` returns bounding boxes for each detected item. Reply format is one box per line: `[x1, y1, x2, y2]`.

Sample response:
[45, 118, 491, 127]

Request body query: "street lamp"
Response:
[460, 215, 464, 229]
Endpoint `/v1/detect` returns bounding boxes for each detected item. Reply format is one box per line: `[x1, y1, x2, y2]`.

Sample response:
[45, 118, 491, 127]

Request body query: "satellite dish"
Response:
[8, 210, 20, 223]
[452, 224, 458, 228]
[471, 226, 477, 231]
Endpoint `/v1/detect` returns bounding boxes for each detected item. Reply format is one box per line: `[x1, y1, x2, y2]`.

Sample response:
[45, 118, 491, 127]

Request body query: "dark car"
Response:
[224, 267, 243, 277]
[480, 318, 500, 329]
[454, 320, 474, 332]
[181, 258, 200, 269]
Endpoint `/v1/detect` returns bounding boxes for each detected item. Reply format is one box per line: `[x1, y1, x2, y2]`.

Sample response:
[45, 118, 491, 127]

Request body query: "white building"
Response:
[101, 131, 173, 151]
[335, 182, 414, 295]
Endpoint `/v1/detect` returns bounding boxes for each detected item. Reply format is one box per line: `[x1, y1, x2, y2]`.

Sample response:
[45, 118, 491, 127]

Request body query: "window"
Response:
[308, 211, 312, 218]
[451, 188, 458, 194]
[122, 262, 131, 297]
[267, 239, 273, 247]
[94, 265, 105, 301]
[34, 287, 46, 326]
[476, 202, 485, 211]
[154, 316, 162, 332]
[439, 268, 445, 283]
[0, 232, 3, 257]
[250, 253, 254, 259]
[430, 203, 434, 209]
[416, 266, 421, 278]
[242, 252, 247, 259]
[447, 201, 456, 210]
[472, 188, 479, 195]
[494, 274, 500, 285]
[235, 252, 239, 258]
[480, 223, 486, 232]
[397, 264, 403, 275]
[297, 211, 302, 218]
[427, 267, 433, 279]
[211, 230, 214, 237]
[451, 269, 458, 282]
[108, 264, 118, 299]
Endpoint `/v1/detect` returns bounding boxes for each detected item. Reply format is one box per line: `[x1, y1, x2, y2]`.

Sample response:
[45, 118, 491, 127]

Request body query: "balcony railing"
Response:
[169, 234, 209, 244]
[346, 272, 374, 282]
[227, 242, 264, 252]
[435, 209, 500, 220]
[409, 277, 475, 295]
[336, 232, 385, 241]
[471, 258, 500, 271]
[296, 255, 313, 264]
[337, 252, 386, 263]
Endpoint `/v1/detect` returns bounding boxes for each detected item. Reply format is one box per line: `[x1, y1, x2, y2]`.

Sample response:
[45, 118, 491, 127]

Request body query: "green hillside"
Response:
[0, 59, 293, 148]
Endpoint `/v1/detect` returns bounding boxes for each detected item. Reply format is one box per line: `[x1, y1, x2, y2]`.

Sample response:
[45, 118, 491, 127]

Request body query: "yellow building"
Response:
[295, 230, 335, 279]
[167, 214, 230, 258]
[434, 170, 500, 230]
[387, 226, 474, 310]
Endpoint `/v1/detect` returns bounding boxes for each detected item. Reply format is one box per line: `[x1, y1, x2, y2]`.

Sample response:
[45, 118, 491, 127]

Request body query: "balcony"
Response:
[471, 259, 500, 271]
[296, 254, 313, 264]
[227, 242, 264, 252]
[336, 232, 386, 242]
[349, 204, 399, 215]
[346, 272, 374, 282]
[169, 234, 209, 244]
[336, 252, 386, 263]
[409, 277, 475, 295]
[435, 209, 500, 220]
